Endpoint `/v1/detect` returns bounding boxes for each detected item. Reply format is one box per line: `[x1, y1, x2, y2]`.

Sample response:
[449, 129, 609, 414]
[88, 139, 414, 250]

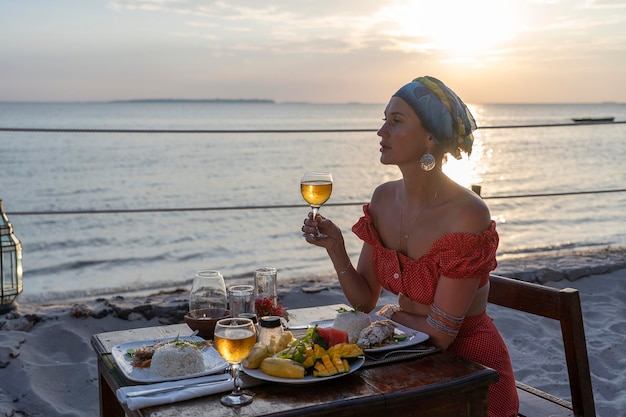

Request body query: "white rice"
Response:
[150, 343, 205, 377]
[332, 311, 371, 343]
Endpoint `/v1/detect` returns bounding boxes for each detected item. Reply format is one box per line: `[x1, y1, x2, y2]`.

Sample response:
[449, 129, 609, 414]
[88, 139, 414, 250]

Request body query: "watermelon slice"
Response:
[316, 326, 349, 347]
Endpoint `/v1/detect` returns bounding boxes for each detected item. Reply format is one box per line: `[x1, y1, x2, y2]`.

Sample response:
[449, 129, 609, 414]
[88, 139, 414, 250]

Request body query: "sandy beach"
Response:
[1, 246, 625, 417]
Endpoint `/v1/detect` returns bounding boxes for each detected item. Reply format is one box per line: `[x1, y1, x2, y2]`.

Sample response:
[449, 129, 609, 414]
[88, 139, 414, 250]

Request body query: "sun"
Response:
[383, 0, 522, 56]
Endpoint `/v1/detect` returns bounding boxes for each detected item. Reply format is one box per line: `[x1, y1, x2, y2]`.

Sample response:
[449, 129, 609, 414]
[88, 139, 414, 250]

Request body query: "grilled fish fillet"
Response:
[356, 320, 396, 349]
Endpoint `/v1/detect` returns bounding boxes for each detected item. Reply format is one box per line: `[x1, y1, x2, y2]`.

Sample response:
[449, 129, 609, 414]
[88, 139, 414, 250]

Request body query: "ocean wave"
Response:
[18, 278, 194, 304]
[496, 241, 613, 258]
[24, 253, 173, 278]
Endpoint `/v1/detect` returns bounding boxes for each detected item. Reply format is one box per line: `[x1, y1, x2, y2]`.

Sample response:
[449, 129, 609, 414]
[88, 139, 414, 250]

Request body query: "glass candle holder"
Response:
[253, 267, 277, 307]
[189, 270, 227, 313]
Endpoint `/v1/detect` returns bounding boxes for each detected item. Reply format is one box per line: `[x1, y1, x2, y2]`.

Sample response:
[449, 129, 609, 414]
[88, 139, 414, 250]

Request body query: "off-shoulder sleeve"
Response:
[351, 204, 379, 245]
[433, 221, 499, 281]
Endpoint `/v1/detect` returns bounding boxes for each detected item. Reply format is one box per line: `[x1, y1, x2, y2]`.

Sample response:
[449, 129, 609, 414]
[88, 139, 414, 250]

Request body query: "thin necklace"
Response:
[399, 190, 438, 247]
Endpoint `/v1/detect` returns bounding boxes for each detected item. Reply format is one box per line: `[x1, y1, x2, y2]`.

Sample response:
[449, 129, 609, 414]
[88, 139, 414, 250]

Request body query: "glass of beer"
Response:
[300, 171, 333, 237]
[214, 317, 257, 407]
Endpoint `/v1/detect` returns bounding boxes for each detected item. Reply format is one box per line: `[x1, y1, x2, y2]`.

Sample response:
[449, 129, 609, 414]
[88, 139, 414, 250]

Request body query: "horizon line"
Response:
[0, 98, 624, 106]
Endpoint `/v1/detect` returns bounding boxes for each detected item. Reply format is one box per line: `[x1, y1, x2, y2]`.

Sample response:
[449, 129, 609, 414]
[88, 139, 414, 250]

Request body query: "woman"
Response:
[302, 76, 519, 416]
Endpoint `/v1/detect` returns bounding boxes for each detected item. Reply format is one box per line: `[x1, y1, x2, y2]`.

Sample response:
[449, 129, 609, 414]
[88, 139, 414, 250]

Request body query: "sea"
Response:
[1, 101, 625, 302]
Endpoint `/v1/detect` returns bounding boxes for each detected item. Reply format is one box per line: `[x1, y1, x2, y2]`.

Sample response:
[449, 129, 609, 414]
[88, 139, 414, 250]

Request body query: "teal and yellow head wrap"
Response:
[392, 76, 477, 159]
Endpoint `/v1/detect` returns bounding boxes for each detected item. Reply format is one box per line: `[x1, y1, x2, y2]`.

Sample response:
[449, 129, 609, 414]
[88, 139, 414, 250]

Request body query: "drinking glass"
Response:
[189, 270, 228, 313]
[214, 318, 257, 407]
[228, 285, 255, 318]
[300, 171, 333, 237]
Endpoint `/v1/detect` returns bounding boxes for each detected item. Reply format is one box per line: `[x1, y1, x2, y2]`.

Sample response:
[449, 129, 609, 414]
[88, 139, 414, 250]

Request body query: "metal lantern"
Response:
[0, 200, 23, 313]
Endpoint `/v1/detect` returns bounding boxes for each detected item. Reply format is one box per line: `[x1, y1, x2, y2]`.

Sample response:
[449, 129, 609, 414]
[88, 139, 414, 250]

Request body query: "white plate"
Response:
[243, 356, 365, 385]
[111, 336, 229, 383]
[309, 313, 429, 353]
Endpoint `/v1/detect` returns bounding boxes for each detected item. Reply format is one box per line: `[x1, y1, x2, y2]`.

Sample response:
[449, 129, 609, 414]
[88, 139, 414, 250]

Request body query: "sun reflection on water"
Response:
[443, 133, 488, 190]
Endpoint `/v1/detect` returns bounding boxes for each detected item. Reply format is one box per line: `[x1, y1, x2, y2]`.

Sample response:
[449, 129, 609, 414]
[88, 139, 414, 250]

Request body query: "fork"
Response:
[364, 345, 437, 361]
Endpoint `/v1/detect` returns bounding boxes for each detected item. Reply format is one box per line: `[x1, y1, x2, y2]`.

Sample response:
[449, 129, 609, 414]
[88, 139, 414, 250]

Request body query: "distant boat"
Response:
[572, 117, 615, 123]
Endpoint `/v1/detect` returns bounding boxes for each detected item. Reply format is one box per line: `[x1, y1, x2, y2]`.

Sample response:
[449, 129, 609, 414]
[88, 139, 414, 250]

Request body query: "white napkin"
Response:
[116, 374, 234, 410]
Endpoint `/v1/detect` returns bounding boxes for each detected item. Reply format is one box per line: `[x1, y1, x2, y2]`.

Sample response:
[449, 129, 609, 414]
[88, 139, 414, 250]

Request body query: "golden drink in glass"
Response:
[300, 171, 333, 237]
[300, 181, 332, 208]
[214, 318, 257, 407]
[214, 328, 257, 363]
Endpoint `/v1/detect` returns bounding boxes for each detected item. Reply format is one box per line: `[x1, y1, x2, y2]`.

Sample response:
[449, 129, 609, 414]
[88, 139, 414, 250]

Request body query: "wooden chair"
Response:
[488, 274, 596, 417]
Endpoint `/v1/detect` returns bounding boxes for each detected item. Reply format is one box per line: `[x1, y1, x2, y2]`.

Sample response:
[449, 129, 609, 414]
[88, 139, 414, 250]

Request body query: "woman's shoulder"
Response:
[369, 180, 401, 217]
[372, 179, 401, 197]
[371, 179, 402, 205]
[443, 184, 492, 234]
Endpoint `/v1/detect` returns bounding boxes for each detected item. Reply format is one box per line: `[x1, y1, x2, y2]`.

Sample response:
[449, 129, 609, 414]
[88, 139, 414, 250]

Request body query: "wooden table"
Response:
[92, 304, 498, 417]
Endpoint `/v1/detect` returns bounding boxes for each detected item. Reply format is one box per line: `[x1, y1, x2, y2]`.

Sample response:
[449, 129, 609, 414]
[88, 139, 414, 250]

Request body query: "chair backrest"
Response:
[488, 274, 596, 417]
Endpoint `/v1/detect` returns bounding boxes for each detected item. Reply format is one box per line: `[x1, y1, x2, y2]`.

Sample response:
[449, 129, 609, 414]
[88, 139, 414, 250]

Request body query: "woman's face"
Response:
[377, 96, 430, 166]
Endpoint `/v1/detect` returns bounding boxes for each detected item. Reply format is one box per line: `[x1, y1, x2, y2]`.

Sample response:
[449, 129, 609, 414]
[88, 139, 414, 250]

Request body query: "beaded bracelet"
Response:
[426, 302, 464, 337]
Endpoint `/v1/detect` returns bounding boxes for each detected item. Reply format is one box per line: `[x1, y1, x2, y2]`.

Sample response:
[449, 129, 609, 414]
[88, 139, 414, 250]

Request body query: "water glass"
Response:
[228, 285, 255, 318]
[189, 270, 228, 313]
[253, 267, 278, 306]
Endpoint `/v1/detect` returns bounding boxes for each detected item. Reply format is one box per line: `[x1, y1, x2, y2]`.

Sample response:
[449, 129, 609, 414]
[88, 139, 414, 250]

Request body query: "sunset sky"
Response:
[2, 0, 625, 104]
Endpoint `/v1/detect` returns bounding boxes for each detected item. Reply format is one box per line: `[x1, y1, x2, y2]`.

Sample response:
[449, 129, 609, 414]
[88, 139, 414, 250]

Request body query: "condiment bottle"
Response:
[238, 313, 259, 340]
[258, 316, 283, 347]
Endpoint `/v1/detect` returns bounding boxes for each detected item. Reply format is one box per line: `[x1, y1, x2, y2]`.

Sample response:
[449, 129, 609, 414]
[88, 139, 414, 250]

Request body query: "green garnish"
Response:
[336, 307, 362, 313]
[393, 333, 408, 342]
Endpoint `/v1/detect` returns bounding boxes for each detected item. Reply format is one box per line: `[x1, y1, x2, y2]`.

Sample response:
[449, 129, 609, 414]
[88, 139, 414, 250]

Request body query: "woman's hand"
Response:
[302, 213, 343, 250]
[376, 304, 401, 319]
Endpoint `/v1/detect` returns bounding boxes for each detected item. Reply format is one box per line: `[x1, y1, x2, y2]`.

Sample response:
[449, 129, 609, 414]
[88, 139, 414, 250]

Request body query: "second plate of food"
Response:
[309, 313, 429, 353]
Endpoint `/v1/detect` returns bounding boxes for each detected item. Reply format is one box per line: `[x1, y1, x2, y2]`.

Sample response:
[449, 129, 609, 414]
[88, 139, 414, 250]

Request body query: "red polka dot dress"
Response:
[353, 204, 519, 417]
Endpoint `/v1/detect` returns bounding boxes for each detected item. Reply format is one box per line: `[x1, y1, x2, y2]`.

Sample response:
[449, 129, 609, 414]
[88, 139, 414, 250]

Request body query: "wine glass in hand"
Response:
[300, 171, 333, 237]
[214, 318, 257, 407]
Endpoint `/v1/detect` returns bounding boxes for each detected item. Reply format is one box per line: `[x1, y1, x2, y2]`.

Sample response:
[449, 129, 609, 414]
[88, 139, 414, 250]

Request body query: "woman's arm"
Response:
[303, 215, 382, 312]
[332, 242, 381, 313]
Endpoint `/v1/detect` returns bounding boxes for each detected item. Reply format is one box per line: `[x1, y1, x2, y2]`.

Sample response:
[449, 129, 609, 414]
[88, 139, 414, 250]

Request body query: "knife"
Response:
[126, 374, 231, 397]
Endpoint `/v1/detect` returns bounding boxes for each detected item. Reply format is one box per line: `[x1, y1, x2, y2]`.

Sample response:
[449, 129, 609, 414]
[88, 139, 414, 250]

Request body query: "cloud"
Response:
[109, 0, 381, 20]
[109, 0, 390, 55]
[107, 1, 539, 63]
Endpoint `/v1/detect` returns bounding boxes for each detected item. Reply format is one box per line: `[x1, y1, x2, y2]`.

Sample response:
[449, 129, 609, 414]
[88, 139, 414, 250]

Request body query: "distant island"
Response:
[109, 98, 275, 104]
